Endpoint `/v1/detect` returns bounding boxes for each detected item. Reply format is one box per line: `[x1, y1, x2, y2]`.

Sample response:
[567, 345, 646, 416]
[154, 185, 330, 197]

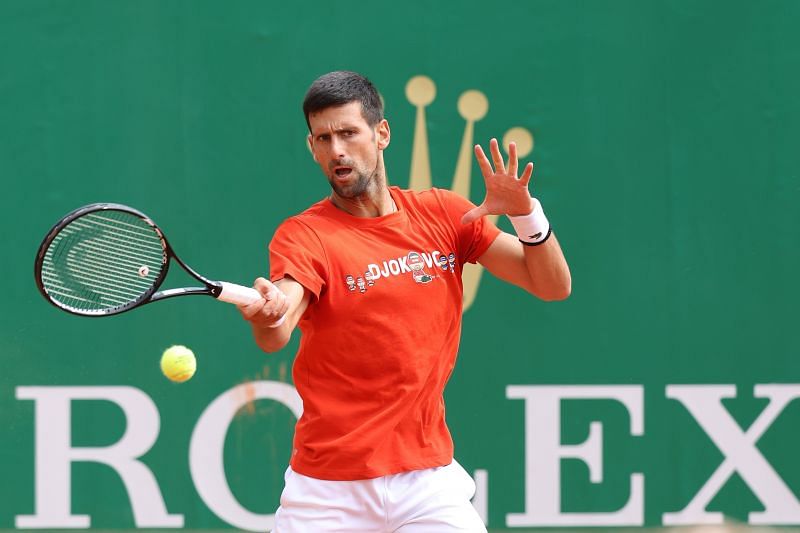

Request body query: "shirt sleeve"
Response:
[436, 189, 501, 264]
[269, 217, 327, 300]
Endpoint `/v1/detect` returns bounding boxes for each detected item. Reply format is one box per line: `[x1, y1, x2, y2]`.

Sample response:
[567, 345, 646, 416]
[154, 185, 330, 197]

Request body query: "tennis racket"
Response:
[34, 203, 282, 319]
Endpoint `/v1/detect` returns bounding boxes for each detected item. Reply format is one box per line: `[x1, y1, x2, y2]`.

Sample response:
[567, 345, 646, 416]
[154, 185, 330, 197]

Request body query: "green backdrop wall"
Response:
[2, 0, 799, 530]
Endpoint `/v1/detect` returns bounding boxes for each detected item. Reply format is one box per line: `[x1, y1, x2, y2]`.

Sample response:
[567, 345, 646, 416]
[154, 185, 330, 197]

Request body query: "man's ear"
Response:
[307, 134, 317, 162]
[377, 119, 390, 150]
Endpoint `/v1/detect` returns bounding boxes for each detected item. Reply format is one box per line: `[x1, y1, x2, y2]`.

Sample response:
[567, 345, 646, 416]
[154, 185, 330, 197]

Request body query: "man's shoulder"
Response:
[294, 197, 330, 218]
[392, 186, 461, 205]
[272, 198, 330, 238]
[279, 197, 331, 226]
[392, 186, 472, 213]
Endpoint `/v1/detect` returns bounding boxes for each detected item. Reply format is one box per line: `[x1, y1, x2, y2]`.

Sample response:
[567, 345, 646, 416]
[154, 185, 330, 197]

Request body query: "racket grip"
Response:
[217, 282, 287, 328]
[217, 282, 263, 305]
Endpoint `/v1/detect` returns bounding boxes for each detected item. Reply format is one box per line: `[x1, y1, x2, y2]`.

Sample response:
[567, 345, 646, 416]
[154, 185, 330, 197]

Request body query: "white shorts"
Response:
[272, 460, 487, 532]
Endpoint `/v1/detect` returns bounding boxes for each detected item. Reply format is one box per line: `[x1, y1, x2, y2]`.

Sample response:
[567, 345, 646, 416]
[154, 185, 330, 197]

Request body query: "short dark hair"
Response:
[302, 71, 384, 131]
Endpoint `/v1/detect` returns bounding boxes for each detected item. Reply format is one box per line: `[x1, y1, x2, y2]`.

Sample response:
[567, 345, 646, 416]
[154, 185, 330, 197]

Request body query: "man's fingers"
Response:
[253, 277, 275, 298]
[474, 144, 495, 178]
[259, 281, 288, 323]
[508, 141, 518, 177]
[520, 162, 534, 187]
[276, 294, 290, 319]
[489, 138, 506, 174]
[238, 277, 288, 326]
[254, 278, 288, 303]
[271, 290, 287, 313]
[471, 138, 535, 219]
[461, 204, 488, 225]
[238, 297, 266, 320]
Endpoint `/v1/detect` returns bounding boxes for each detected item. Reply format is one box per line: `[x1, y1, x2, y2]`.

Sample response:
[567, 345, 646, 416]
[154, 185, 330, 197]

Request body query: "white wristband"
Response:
[507, 198, 551, 245]
[268, 314, 287, 328]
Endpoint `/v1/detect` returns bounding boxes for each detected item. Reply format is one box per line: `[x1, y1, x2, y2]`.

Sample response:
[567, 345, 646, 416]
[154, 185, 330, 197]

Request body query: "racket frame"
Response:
[34, 203, 229, 317]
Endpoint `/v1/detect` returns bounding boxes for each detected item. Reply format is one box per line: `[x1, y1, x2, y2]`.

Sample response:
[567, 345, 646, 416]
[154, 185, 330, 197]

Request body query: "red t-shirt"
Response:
[269, 186, 500, 480]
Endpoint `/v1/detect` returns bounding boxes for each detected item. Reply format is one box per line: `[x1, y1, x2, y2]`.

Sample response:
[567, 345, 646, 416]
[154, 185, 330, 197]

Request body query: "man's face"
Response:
[307, 101, 390, 199]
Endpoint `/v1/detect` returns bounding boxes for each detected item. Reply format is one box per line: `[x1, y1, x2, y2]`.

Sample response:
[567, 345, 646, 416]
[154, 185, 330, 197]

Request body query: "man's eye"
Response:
[317, 135, 329, 142]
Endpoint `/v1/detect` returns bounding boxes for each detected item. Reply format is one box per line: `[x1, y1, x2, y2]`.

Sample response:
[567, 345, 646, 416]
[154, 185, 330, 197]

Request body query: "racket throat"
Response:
[151, 286, 215, 302]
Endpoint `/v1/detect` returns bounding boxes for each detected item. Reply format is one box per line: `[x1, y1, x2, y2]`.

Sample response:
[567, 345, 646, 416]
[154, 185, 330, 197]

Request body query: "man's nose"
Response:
[329, 137, 346, 159]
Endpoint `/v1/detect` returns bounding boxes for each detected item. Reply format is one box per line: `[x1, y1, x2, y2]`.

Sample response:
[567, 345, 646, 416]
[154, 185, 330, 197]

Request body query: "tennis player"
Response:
[239, 71, 571, 532]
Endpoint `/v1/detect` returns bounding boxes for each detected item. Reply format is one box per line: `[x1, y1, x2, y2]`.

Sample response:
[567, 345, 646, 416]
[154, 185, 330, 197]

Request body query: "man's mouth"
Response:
[333, 166, 353, 179]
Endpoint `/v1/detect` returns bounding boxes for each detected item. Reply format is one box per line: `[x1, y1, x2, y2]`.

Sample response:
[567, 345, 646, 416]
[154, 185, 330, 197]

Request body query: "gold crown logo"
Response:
[404, 75, 535, 312]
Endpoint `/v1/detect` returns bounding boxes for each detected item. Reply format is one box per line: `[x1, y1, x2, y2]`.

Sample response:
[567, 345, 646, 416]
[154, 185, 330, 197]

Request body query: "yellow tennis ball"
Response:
[160, 345, 196, 383]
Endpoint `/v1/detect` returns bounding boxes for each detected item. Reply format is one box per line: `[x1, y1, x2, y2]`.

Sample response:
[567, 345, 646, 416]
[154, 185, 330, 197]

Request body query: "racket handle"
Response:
[217, 282, 287, 328]
[217, 282, 263, 305]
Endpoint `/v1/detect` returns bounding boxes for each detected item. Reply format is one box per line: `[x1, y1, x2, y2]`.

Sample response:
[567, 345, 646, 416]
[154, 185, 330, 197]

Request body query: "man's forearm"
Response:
[522, 233, 571, 301]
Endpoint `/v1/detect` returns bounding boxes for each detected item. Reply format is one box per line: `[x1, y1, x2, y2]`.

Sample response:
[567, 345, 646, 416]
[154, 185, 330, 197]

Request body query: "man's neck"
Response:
[330, 185, 396, 218]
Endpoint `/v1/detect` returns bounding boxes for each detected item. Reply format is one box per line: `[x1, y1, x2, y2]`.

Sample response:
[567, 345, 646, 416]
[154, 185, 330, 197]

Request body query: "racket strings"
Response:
[40, 210, 166, 313]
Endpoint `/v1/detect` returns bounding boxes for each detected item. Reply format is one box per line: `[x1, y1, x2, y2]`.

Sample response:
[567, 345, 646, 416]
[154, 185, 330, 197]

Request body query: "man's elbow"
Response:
[531, 278, 571, 301]
[542, 286, 571, 301]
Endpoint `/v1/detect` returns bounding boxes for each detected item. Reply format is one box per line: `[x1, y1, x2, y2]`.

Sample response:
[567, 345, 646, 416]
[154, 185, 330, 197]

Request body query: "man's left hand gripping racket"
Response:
[34, 203, 284, 322]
